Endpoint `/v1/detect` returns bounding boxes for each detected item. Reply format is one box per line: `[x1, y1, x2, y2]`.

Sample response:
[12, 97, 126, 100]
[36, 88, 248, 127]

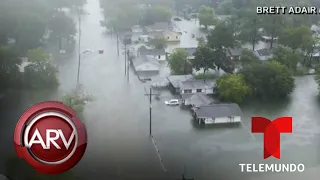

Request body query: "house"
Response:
[181, 94, 213, 107]
[131, 25, 143, 33]
[192, 104, 242, 124]
[179, 80, 216, 94]
[164, 31, 182, 42]
[175, 47, 197, 60]
[166, 75, 195, 93]
[254, 48, 274, 61]
[138, 46, 166, 61]
[146, 22, 171, 32]
[225, 48, 243, 60]
[132, 55, 160, 73]
[261, 36, 278, 43]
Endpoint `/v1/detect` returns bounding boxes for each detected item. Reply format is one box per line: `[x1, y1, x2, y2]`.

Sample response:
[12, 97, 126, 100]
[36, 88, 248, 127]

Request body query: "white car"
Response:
[164, 99, 179, 106]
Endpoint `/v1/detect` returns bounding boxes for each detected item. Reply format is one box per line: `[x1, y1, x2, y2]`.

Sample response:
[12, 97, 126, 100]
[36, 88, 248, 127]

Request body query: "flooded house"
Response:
[181, 93, 213, 108]
[175, 47, 197, 60]
[132, 55, 160, 77]
[138, 46, 166, 62]
[254, 48, 274, 61]
[192, 104, 242, 124]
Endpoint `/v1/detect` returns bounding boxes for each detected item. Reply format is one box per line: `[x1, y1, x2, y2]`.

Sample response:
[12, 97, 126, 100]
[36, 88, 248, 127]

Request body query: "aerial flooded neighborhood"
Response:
[2, 0, 320, 179]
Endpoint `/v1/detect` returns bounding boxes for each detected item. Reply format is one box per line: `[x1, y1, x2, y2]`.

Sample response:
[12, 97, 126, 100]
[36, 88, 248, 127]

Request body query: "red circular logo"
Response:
[14, 101, 87, 174]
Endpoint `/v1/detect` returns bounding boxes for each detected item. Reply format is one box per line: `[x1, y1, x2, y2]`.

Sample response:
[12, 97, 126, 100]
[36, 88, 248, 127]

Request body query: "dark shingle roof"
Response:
[195, 104, 242, 118]
[139, 46, 166, 56]
[256, 48, 273, 56]
[132, 55, 159, 67]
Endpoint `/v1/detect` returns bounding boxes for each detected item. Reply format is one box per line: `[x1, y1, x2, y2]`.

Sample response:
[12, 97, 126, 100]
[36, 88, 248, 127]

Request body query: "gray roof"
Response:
[254, 48, 274, 61]
[132, 55, 159, 68]
[139, 46, 166, 56]
[182, 94, 213, 107]
[226, 48, 243, 57]
[176, 47, 197, 57]
[195, 104, 242, 118]
[179, 80, 215, 90]
[166, 75, 194, 88]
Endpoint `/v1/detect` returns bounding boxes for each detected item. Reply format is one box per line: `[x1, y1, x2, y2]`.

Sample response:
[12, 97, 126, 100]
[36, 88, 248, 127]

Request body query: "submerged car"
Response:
[164, 99, 179, 106]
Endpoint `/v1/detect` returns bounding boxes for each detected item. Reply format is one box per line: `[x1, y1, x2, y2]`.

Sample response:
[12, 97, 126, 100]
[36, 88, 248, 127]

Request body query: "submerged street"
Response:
[1, 0, 320, 179]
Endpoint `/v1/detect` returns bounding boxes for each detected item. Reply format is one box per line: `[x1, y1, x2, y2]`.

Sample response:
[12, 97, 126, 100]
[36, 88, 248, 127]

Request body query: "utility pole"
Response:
[144, 87, 158, 136]
[76, 8, 82, 87]
[116, 30, 119, 56]
[124, 44, 127, 75]
[127, 49, 130, 82]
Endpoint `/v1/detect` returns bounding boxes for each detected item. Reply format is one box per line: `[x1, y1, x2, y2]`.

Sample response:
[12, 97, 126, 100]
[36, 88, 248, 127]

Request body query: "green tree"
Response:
[191, 44, 215, 74]
[167, 49, 192, 75]
[240, 49, 259, 67]
[62, 90, 92, 114]
[198, 6, 217, 29]
[278, 25, 313, 51]
[24, 48, 59, 89]
[0, 46, 21, 93]
[140, 5, 172, 25]
[149, 38, 166, 49]
[262, 14, 285, 49]
[272, 45, 302, 72]
[315, 65, 320, 89]
[240, 61, 295, 100]
[237, 9, 262, 51]
[207, 21, 235, 49]
[215, 0, 236, 15]
[48, 11, 76, 50]
[216, 74, 252, 103]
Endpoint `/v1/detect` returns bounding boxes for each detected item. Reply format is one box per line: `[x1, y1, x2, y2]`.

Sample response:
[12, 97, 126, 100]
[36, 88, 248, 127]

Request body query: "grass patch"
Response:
[195, 73, 216, 79]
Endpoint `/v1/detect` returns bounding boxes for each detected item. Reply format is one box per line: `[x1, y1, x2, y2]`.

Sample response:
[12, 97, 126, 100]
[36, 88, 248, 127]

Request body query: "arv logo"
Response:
[251, 116, 292, 159]
[14, 101, 88, 174]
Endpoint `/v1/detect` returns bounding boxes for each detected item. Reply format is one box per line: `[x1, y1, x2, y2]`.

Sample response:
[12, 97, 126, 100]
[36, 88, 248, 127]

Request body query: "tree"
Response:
[191, 44, 215, 74]
[215, 0, 236, 15]
[216, 74, 252, 103]
[48, 11, 76, 50]
[149, 38, 166, 49]
[24, 48, 59, 89]
[196, 36, 206, 45]
[272, 45, 302, 72]
[240, 49, 259, 67]
[198, 6, 217, 29]
[278, 25, 313, 51]
[0, 46, 21, 93]
[62, 90, 92, 115]
[140, 6, 172, 25]
[240, 61, 295, 100]
[167, 49, 192, 75]
[315, 65, 320, 89]
[207, 21, 235, 49]
[237, 9, 262, 51]
[262, 14, 285, 49]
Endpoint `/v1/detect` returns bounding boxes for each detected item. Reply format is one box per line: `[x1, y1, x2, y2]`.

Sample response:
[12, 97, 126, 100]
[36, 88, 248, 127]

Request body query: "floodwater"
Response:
[1, 0, 320, 180]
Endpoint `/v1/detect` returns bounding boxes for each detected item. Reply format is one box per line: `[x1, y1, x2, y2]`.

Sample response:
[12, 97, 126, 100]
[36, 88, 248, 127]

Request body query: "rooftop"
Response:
[166, 75, 194, 88]
[132, 55, 160, 67]
[195, 103, 242, 118]
[254, 48, 274, 60]
[139, 46, 166, 56]
[182, 94, 213, 107]
[179, 80, 215, 90]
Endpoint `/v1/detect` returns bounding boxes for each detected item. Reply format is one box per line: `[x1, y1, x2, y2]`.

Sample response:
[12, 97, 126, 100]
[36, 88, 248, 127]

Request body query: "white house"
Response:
[138, 46, 166, 62]
[178, 80, 215, 94]
[193, 104, 242, 124]
[181, 94, 213, 107]
[132, 55, 160, 72]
